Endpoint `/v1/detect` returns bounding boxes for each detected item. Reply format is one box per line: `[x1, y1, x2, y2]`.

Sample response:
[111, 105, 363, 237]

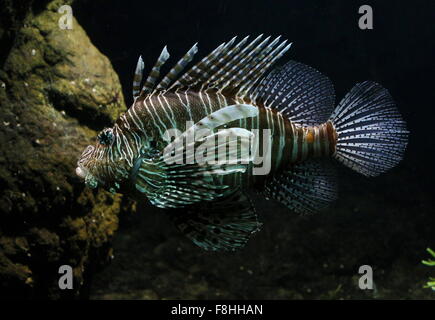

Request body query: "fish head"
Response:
[76, 127, 128, 190]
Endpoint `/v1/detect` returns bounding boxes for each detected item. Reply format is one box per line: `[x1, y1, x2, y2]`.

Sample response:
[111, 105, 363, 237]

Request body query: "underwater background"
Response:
[0, 0, 434, 299]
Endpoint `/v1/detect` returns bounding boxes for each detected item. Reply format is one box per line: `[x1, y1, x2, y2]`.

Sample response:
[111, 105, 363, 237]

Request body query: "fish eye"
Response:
[97, 128, 114, 145]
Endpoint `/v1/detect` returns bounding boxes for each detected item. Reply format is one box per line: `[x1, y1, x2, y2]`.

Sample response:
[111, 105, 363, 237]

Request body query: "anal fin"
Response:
[169, 189, 262, 251]
[264, 159, 338, 215]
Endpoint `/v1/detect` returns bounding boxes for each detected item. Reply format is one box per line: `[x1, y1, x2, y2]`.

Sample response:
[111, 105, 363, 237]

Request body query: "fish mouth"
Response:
[75, 165, 98, 188]
[76, 145, 94, 180]
[76, 166, 87, 179]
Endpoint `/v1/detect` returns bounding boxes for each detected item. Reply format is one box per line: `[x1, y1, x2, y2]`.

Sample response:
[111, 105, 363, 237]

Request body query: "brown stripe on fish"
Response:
[306, 126, 315, 158]
[313, 125, 322, 157]
[264, 107, 284, 173]
[295, 126, 304, 162]
[325, 120, 338, 155]
[256, 102, 268, 158]
[302, 121, 337, 158]
[319, 123, 327, 156]
[275, 109, 287, 169]
[132, 72, 142, 93]
[132, 55, 145, 98]
[281, 114, 294, 169]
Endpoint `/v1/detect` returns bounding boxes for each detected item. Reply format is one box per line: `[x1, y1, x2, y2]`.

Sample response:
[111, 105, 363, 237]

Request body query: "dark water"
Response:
[71, 0, 435, 299]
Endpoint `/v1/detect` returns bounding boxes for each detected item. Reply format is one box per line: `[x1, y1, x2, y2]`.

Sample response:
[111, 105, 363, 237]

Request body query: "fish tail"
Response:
[329, 81, 409, 177]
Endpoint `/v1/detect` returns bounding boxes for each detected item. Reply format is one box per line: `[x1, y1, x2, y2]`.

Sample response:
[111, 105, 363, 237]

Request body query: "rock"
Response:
[0, 0, 127, 299]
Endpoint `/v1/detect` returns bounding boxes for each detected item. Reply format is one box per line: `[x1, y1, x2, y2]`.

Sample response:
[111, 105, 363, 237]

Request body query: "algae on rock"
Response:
[0, 0, 127, 299]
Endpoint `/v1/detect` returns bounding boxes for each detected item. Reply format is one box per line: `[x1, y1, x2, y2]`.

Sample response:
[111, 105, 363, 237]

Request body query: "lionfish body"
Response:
[76, 35, 408, 251]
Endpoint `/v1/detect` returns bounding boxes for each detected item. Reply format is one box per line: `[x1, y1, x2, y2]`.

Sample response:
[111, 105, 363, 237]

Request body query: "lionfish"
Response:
[76, 35, 408, 251]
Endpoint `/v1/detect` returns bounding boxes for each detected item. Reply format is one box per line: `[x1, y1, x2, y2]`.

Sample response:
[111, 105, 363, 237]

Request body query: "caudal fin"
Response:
[329, 81, 408, 177]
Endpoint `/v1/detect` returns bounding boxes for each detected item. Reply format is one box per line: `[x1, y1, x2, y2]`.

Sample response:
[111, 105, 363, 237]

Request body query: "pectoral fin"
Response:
[131, 104, 258, 209]
[169, 189, 262, 251]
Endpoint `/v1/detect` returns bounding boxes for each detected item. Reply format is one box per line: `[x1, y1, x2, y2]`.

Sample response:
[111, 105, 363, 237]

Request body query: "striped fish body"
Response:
[76, 35, 408, 251]
[124, 89, 337, 190]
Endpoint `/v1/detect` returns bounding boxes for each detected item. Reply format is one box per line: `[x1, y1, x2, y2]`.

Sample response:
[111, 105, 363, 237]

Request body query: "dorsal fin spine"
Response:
[240, 41, 292, 97]
[140, 46, 170, 96]
[201, 36, 250, 87]
[203, 35, 265, 90]
[156, 43, 198, 90]
[132, 55, 145, 99]
[211, 36, 272, 90]
[151, 35, 292, 96]
[218, 36, 282, 92]
[169, 42, 227, 89]
[243, 40, 288, 88]
[193, 39, 236, 81]
[190, 37, 239, 88]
